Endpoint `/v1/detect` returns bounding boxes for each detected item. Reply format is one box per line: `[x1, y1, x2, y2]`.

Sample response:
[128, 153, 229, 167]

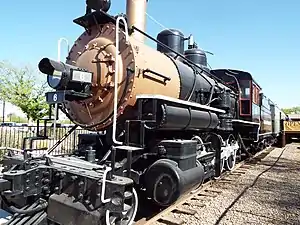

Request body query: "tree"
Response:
[7, 113, 27, 123]
[282, 106, 300, 115]
[0, 61, 50, 122]
[59, 119, 73, 124]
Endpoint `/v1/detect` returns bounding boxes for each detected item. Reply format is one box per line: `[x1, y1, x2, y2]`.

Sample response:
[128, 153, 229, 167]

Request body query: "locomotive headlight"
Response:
[47, 72, 61, 89]
[38, 58, 93, 90]
[38, 57, 93, 104]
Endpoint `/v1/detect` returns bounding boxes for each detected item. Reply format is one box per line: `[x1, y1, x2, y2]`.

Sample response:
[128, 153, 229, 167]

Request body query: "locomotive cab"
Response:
[211, 69, 261, 123]
[211, 69, 282, 148]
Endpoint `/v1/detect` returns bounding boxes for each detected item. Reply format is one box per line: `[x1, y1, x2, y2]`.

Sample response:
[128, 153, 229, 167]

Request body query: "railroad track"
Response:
[135, 145, 276, 225]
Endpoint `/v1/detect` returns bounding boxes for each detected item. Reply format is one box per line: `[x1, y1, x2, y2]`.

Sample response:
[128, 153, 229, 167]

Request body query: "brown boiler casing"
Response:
[65, 23, 181, 131]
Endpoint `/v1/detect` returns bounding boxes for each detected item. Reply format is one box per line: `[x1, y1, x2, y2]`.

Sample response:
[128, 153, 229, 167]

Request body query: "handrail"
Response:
[54, 38, 70, 139]
[112, 16, 129, 145]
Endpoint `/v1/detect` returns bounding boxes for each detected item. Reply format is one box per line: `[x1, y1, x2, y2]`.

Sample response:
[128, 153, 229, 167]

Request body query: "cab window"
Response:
[240, 80, 250, 99]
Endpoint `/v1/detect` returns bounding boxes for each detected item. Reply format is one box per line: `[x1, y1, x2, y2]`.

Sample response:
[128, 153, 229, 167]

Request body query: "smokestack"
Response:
[126, 0, 148, 43]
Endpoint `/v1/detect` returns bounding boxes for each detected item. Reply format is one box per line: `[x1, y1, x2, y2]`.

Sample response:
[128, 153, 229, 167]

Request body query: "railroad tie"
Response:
[215, 180, 233, 185]
[158, 215, 184, 225]
[186, 201, 206, 208]
[240, 165, 252, 169]
[234, 170, 248, 173]
[221, 178, 235, 182]
[190, 196, 207, 201]
[203, 189, 223, 194]
[230, 171, 246, 175]
[173, 206, 197, 215]
[228, 173, 242, 177]
[197, 191, 218, 197]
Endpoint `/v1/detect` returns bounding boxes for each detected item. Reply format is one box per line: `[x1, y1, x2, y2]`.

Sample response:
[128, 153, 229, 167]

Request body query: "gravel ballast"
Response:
[173, 144, 300, 225]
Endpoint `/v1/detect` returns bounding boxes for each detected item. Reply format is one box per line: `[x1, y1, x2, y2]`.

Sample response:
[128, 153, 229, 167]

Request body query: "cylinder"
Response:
[159, 105, 219, 130]
[126, 0, 148, 43]
[144, 158, 204, 206]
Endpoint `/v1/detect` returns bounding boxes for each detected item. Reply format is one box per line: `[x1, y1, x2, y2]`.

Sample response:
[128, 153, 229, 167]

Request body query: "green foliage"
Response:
[59, 119, 73, 124]
[0, 61, 50, 121]
[282, 106, 300, 115]
[7, 113, 28, 123]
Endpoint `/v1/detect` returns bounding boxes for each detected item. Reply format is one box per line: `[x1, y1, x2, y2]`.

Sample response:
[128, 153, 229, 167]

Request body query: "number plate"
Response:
[46, 91, 66, 104]
[71, 70, 93, 83]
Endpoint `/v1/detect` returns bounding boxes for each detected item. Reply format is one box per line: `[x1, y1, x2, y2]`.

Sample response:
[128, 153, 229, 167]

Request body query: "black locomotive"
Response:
[0, 0, 286, 224]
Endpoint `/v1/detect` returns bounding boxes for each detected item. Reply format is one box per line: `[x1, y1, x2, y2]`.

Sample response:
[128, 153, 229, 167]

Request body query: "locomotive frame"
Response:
[0, 1, 286, 225]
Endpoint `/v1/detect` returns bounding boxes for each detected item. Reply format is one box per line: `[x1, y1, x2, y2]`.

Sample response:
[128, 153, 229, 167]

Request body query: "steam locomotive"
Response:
[0, 0, 286, 224]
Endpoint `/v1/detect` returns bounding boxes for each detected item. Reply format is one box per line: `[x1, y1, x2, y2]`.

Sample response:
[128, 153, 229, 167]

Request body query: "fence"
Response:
[0, 125, 90, 157]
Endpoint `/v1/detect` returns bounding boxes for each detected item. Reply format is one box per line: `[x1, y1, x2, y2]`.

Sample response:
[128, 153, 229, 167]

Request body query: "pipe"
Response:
[126, 0, 148, 43]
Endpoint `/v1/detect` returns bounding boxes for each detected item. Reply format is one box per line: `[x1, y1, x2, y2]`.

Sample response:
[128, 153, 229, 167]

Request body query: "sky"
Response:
[0, 0, 299, 115]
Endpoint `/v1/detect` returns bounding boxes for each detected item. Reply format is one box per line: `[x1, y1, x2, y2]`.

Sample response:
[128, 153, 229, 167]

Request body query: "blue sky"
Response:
[0, 0, 299, 111]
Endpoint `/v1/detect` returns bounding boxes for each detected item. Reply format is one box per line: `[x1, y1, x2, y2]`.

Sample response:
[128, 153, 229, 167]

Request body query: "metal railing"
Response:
[53, 38, 70, 139]
[0, 125, 90, 157]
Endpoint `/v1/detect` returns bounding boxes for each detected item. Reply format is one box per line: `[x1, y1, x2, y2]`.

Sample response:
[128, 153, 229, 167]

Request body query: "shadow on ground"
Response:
[215, 145, 300, 225]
